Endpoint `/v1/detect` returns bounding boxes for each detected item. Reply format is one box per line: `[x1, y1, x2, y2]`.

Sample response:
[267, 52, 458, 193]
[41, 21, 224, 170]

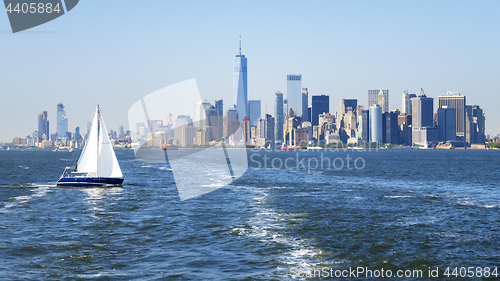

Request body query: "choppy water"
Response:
[0, 149, 499, 280]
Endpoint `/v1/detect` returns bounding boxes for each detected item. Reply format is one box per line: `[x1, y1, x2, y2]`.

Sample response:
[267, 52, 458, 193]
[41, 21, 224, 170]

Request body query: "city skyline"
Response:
[1, 1, 499, 141]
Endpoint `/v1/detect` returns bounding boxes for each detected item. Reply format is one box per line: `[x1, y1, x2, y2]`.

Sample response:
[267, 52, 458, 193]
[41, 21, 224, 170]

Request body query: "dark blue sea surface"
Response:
[0, 149, 499, 280]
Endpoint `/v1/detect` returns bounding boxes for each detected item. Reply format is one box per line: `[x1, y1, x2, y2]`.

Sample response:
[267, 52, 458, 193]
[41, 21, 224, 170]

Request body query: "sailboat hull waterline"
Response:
[57, 177, 124, 187]
[57, 105, 124, 187]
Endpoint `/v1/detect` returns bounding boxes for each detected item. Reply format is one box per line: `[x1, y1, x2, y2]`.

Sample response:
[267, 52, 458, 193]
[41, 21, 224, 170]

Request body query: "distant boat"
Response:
[161, 144, 179, 150]
[436, 142, 454, 149]
[307, 146, 323, 150]
[57, 105, 124, 187]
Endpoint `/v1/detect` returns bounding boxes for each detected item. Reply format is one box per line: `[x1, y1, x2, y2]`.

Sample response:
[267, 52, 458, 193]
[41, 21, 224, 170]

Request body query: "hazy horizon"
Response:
[1, 0, 499, 142]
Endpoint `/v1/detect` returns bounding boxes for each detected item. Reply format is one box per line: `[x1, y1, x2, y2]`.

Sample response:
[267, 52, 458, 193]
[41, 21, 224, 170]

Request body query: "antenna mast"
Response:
[239, 33, 241, 56]
[97, 105, 100, 178]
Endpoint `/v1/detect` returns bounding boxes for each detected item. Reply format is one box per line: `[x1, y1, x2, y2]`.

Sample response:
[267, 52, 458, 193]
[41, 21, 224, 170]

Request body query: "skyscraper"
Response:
[174, 115, 194, 146]
[437, 106, 456, 142]
[412, 89, 434, 128]
[265, 113, 275, 146]
[368, 88, 389, 111]
[215, 99, 224, 140]
[383, 111, 399, 144]
[274, 92, 284, 143]
[119, 125, 125, 138]
[193, 100, 204, 128]
[225, 108, 240, 143]
[340, 99, 358, 118]
[287, 74, 302, 117]
[301, 88, 309, 122]
[412, 89, 437, 146]
[233, 36, 248, 122]
[248, 100, 261, 126]
[311, 95, 329, 126]
[402, 91, 417, 115]
[360, 110, 370, 142]
[438, 92, 466, 141]
[37, 110, 49, 142]
[215, 99, 223, 117]
[56, 103, 68, 139]
[369, 105, 382, 143]
[283, 99, 288, 120]
[466, 105, 485, 144]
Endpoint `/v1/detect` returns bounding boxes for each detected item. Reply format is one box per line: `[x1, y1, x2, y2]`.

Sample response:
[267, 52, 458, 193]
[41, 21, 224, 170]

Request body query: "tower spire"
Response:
[239, 33, 242, 56]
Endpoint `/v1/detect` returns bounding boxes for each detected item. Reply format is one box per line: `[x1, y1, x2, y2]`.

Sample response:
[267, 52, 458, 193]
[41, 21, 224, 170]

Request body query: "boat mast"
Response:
[97, 105, 100, 178]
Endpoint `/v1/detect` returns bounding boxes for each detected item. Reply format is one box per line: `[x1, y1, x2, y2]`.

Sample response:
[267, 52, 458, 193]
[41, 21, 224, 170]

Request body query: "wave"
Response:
[1, 184, 52, 212]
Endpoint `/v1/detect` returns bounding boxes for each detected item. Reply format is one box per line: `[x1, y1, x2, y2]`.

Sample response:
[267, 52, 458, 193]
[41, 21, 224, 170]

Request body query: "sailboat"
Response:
[57, 105, 124, 187]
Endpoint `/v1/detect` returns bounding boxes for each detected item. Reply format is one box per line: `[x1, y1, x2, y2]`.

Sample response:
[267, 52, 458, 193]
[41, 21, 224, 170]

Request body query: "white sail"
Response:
[75, 105, 123, 178]
[98, 111, 123, 178]
[76, 108, 99, 175]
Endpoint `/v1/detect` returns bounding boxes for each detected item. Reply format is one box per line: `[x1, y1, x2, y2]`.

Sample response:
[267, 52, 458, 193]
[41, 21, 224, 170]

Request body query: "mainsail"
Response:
[75, 105, 123, 178]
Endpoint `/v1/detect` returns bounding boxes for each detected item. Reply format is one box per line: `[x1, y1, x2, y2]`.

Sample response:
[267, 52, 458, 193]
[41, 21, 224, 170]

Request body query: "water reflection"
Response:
[81, 187, 122, 216]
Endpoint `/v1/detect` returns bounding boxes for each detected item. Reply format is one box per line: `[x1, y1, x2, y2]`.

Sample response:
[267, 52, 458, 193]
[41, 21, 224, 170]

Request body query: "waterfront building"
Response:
[293, 122, 313, 146]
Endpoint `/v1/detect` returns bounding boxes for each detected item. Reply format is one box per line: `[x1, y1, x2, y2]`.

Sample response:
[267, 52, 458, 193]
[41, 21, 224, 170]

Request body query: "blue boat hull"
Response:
[57, 177, 124, 187]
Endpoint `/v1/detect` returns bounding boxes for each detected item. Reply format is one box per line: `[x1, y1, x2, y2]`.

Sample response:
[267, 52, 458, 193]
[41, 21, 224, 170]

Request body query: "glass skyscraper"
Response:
[215, 99, 224, 139]
[301, 88, 309, 122]
[437, 106, 456, 142]
[412, 90, 434, 128]
[368, 89, 389, 112]
[274, 92, 284, 143]
[56, 102, 68, 139]
[233, 37, 248, 122]
[369, 105, 382, 143]
[287, 74, 302, 117]
[438, 92, 466, 140]
[311, 95, 329, 126]
[248, 100, 261, 126]
[37, 110, 49, 142]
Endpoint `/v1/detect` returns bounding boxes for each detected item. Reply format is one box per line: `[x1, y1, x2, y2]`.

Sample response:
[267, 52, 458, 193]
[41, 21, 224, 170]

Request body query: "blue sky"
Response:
[1, 0, 499, 141]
